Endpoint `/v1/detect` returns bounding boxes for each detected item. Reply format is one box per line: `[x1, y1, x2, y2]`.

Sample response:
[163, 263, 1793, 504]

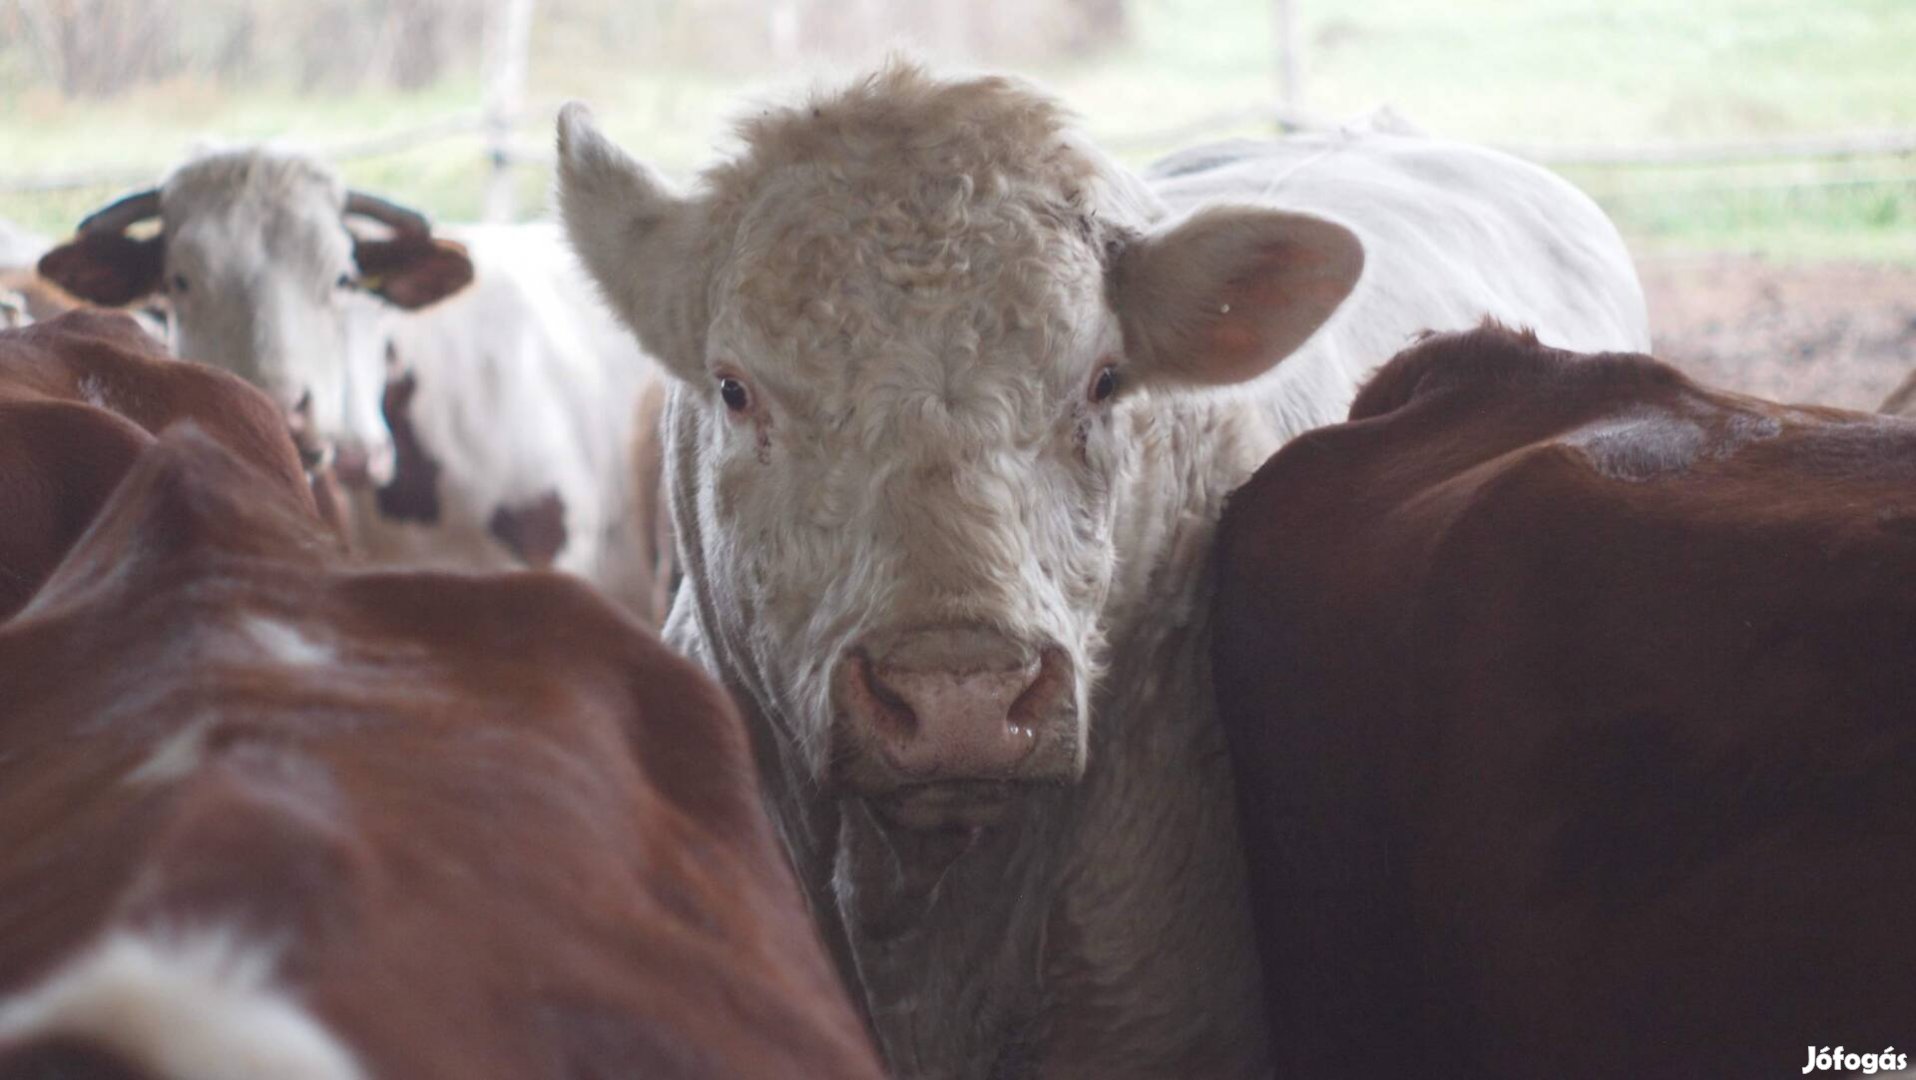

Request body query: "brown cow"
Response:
[0, 414, 880, 1076]
[1213, 323, 1916, 1079]
[0, 310, 321, 621]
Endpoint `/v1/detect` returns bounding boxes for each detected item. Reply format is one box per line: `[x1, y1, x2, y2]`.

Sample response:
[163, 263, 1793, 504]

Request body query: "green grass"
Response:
[3, 0, 1914, 260]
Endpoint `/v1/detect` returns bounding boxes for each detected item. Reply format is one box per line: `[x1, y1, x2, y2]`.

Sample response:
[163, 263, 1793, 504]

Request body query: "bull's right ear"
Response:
[37, 232, 165, 307]
[1112, 206, 1364, 388]
[555, 102, 710, 382]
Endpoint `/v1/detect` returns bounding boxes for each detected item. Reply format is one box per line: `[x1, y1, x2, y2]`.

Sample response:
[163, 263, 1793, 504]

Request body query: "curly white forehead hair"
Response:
[702, 57, 1158, 228]
[557, 59, 1166, 380]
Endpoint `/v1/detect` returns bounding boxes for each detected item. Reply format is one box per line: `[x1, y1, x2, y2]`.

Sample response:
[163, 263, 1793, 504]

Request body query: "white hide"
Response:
[343, 222, 666, 612]
[89, 149, 670, 621]
[0, 220, 49, 272]
[0, 930, 363, 1080]
[1147, 133, 1649, 439]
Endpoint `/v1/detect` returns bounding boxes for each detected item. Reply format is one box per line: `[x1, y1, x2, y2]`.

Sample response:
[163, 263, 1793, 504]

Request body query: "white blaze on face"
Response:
[158, 154, 392, 471]
[557, 63, 1365, 796]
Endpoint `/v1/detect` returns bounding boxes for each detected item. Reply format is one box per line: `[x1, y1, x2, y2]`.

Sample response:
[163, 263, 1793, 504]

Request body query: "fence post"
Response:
[1275, 0, 1302, 127]
[483, 0, 537, 222]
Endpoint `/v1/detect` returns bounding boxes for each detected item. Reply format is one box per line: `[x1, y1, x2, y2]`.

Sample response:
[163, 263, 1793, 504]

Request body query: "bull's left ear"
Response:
[353, 233, 474, 310]
[1111, 206, 1363, 386]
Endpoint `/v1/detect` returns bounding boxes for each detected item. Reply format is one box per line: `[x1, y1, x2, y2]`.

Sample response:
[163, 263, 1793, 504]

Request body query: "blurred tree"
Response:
[371, 0, 481, 89]
[15, 0, 182, 97]
[1065, 0, 1128, 54]
[211, 4, 258, 81]
[299, 0, 483, 92]
[2, 0, 1122, 99]
[579, 0, 1130, 73]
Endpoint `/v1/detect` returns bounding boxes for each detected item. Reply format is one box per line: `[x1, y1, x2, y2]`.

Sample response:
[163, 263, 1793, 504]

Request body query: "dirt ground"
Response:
[1636, 255, 1916, 413]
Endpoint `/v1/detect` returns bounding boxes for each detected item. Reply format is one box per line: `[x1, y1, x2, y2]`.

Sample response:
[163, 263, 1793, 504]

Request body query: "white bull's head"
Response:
[558, 64, 1362, 829]
[40, 150, 474, 482]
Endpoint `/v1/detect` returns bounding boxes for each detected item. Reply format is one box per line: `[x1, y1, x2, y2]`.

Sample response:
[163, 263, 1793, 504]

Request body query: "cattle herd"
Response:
[0, 60, 1910, 1080]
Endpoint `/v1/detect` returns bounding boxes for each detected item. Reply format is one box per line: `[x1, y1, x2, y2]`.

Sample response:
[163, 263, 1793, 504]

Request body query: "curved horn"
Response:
[344, 190, 431, 235]
[77, 187, 162, 236]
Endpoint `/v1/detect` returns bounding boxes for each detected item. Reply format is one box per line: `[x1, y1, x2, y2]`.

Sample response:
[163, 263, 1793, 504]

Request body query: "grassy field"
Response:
[3, 0, 1914, 261]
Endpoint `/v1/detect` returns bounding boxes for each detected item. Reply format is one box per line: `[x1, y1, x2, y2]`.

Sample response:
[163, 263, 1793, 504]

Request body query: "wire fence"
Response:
[3, 95, 1912, 260]
[4, 0, 1911, 262]
[0, 112, 498, 194]
[8, 97, 1911, 191]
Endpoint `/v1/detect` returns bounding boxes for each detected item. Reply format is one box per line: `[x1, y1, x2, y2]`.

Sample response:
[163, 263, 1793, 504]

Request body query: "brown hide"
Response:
[1213, 323, 1916, 1079]
[0, 427, 881, 1078]
[489, 489, 569, 569]
[370, 367, 441, 524]
[0, 310, 318, 620]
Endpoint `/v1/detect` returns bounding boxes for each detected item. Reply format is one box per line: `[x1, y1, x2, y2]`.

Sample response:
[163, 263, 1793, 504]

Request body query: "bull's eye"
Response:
[1088, 364, 1119, 404]
[718, 375, 751, 413]
[336, 273, 355, 290]
[170, 273, 189, 294]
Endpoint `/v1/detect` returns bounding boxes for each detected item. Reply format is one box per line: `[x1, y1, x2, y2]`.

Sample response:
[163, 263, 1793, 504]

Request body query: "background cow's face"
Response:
[40, 151, 473, 484]
[163, 162, 388, 474]
[559, 66, 1362, 827]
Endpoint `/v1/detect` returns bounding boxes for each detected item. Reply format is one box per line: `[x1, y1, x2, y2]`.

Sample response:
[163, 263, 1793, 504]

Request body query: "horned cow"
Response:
[39, 153, 675, 624]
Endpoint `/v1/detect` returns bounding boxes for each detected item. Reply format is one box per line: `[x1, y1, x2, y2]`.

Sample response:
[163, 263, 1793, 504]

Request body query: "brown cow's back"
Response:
[0, 311, 318, 621]
[1214, 323, 1916, 1079]
[0, 422, 881, 1077]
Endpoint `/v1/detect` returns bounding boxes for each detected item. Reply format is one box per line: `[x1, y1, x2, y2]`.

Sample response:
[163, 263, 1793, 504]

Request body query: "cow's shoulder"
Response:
[3, 310, 304, 482]
[1213, 323, 1916, 1075]
[0, 313, 320, 620]
[0, 425, 880, 1078]
[1235, 322, 1916, 641]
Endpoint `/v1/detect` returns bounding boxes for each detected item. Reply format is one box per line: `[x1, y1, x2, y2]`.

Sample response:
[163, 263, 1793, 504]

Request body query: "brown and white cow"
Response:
[1213, 323, 1916, 1078]
[554, 61, 1649, 1077]
[0, 308, 324, 621]
[38, 152, 676, 624]
[0, 349, 881, 1078]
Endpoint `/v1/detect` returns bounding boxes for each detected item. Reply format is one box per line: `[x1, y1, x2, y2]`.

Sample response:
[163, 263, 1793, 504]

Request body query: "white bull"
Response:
[40, 151, 674, 623]
[555, 61, 1648, 1079]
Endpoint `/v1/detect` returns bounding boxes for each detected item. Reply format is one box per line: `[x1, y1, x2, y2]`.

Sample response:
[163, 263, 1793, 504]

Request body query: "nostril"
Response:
[293, 389, 314, 417]
[851, 650, 919, 739]
[283, 402, 329, 471]
[844, 635, 1060, 778]
[296, 441, 330, 471]
[838, 628, 1080, 784]
[332, 442, 373, 487]
[1007, 647, 1071, 731]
